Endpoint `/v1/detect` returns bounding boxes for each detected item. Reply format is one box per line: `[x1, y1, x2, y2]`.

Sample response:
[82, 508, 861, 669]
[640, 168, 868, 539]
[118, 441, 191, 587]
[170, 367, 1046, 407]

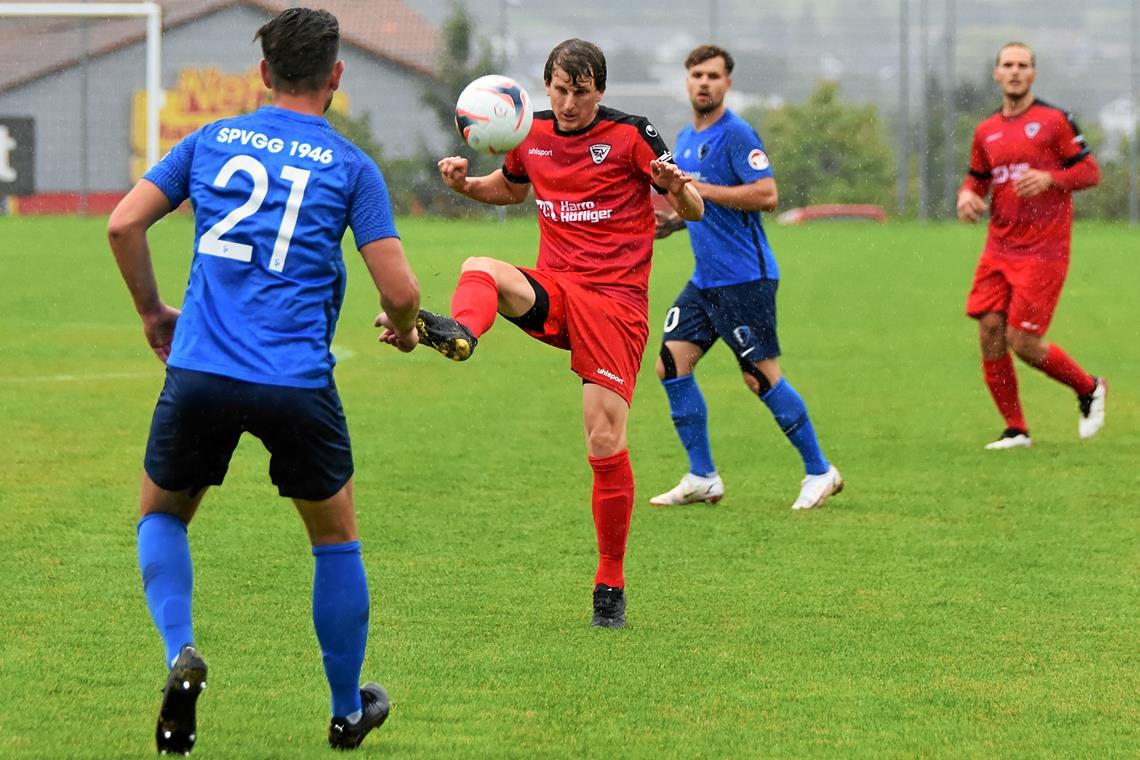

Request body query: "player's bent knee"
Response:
[741, 363, 773, 395]
[460, 256, 497, 273]
[658, 344, 677, 380]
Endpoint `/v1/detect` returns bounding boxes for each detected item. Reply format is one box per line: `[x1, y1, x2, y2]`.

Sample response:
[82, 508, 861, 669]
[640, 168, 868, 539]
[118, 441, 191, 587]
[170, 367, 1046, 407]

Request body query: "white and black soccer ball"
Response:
[454, 75, 534, 155]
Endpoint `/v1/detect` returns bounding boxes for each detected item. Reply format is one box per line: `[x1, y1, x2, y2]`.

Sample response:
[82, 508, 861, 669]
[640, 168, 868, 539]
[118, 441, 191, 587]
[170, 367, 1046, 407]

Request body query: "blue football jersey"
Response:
[674, 109, 779, 287]
[143, 106, 398, 388]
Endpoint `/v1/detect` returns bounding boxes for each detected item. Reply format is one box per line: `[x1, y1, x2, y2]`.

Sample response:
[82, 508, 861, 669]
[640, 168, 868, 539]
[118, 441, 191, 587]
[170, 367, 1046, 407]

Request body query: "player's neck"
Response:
[692, 105, 727, 132]
[270, 91, 330, 118]
[1002, 93, 1035, 118]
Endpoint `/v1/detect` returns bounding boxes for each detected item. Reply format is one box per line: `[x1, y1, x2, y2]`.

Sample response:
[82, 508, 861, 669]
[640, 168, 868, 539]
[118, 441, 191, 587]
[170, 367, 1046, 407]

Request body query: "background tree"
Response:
[747, 81, 895, 210]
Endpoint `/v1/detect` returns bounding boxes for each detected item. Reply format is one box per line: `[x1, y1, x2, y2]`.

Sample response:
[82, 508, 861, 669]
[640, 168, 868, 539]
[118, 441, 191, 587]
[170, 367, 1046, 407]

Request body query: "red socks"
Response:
[1035, 344, 1097, 396]
[588, 450, 634, 589]
[450, 270, 499, 337]
[983, 354, 1027, 432]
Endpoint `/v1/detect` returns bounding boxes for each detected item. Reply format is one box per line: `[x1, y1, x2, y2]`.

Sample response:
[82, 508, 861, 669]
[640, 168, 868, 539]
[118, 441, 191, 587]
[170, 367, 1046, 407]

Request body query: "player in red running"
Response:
[957, 42, 1105, 450]
[380, 39, 702, 628]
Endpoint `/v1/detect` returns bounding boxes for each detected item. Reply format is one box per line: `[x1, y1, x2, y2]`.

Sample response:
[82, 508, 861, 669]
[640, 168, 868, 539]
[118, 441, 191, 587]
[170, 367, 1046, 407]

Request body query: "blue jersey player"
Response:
[650, 45, 843, 511]
[107, 8, 420, 753]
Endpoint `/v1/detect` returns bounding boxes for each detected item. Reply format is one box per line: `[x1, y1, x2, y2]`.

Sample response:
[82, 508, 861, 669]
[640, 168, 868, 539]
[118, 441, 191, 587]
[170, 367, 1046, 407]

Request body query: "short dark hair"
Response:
[254, 8, 340, 93]
[544, 39, 607, 92]
[996, 41, 1035, 67]
[685, 44, 734, 74]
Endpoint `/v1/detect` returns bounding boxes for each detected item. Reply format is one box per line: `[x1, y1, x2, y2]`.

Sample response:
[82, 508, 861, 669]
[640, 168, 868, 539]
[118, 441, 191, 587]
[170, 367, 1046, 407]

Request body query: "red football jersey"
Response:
[961, 100, 1099, 261]
[502, 106, 672, 310]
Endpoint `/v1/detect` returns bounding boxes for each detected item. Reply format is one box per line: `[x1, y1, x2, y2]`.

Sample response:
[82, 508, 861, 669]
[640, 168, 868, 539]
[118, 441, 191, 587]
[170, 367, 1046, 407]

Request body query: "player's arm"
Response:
[957, 130, 991, 223]
[361, 237, 421, 353]
[651, 159, 704, 221]
[438, 156, 530, 205]
[692, 176, 778, 213]
[107, 179, 180, 363]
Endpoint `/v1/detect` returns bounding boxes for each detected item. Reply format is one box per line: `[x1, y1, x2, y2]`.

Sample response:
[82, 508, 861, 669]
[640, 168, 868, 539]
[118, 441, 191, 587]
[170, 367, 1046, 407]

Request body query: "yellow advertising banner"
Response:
[132, 66, 348, 180]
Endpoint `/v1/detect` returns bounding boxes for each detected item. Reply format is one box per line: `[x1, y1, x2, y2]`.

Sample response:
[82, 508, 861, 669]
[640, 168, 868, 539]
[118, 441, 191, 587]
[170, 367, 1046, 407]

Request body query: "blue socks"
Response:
[312, 541, 369, 719]
[138, 513, 195, 667]
[761, 379, 829, 476]
[662, 375, 716, 477]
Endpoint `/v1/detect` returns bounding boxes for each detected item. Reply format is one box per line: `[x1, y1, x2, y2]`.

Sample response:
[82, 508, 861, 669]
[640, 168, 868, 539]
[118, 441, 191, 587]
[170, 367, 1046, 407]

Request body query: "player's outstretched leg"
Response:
[415, 309, 478, 361]
[328, 683, 390, 750]
[1078, 377, 1107, 439]
[155, 644, 208, 755]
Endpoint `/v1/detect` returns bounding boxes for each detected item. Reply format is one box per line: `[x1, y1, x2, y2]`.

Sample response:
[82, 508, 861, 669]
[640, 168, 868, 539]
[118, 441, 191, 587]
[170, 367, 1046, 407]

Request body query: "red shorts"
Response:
[512, 267, 648, 406]
[965, 253, 1069, 336]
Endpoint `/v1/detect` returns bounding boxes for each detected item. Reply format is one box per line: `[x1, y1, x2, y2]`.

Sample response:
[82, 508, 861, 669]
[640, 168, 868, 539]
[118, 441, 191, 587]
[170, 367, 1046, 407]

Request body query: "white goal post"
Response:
[0, 2, 163, 170]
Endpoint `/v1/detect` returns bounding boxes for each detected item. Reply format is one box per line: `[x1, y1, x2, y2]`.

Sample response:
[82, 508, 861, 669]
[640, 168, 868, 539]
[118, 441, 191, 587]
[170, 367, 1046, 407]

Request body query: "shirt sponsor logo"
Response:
[991, 162, 1030, 184]
[747, 148, 770, 171]
[1025, 122, 1041, 138]
[589, 143, 611, 164]
[595, 367, 625, 385]
[528, 147, 553, 156]
[535, 198, 614, 223]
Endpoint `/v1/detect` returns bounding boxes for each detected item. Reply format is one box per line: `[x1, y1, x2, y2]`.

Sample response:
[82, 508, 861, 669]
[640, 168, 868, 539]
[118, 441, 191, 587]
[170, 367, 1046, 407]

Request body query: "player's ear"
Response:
[259, 59, 272, 89]
[329, 60, 345, 92]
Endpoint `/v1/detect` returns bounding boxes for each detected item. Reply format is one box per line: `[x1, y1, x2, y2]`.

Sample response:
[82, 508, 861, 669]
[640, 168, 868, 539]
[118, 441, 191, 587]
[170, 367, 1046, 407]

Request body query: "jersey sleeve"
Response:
[630, 117, 674, 193]
[347, 152, 399, 248]
[961, 126, 992, 196]
[727, 122, 774, 184]
[142, 131, 200, 208]
[1056, 111, 1092, 168]
[502, 147, 530, 185]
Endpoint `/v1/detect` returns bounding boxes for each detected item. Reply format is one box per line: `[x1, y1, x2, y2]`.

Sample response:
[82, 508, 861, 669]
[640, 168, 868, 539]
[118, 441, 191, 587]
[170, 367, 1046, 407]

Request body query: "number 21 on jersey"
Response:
[198, 154, 310, 272]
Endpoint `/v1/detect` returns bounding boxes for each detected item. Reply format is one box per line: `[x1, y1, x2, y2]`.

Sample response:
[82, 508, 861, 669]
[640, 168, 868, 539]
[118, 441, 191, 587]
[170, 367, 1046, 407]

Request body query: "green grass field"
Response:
[0, 214, 1136, 758]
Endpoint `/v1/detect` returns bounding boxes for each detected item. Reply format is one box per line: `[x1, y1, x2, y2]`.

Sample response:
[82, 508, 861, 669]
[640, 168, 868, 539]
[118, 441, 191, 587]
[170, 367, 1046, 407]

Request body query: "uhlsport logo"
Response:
[595, 367, 625, 385]
[589, 143, 611, 164]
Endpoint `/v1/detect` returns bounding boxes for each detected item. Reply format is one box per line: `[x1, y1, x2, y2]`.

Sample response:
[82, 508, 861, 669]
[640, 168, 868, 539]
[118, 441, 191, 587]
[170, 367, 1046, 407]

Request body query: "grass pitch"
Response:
[0, 214, 1136, 758]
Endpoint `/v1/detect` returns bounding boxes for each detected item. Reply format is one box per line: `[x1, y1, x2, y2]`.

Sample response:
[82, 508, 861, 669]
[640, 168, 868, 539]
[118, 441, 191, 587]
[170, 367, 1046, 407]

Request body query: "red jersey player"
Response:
[380, 39, 703, 628]
[957, 42, 1105, 450]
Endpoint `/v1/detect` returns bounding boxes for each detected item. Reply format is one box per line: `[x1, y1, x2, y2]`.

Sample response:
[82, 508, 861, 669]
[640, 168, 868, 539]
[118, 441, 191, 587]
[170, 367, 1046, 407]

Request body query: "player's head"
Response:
[685, 44, 734, 117]
[544, 39, 606, 132]
[993, 42, 1035, 99]
[255, 8, 343, 108]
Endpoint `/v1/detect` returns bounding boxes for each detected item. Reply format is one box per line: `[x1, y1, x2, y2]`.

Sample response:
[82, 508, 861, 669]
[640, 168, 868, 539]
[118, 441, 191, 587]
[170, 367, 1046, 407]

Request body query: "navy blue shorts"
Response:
[661, 279, 781, 368]
[144, 367, 353, 501]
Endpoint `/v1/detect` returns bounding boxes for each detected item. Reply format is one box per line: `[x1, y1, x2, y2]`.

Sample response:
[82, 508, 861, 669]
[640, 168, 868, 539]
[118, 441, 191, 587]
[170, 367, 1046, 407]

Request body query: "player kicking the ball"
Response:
[380, 38, 703, 629]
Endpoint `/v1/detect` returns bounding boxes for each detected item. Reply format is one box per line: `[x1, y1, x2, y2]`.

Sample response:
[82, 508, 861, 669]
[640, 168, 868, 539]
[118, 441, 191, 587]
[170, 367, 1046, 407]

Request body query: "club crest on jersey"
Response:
[589, 144, 611, 164]
[1024, 122, 1041, 138]
[748, 148, 770, 171]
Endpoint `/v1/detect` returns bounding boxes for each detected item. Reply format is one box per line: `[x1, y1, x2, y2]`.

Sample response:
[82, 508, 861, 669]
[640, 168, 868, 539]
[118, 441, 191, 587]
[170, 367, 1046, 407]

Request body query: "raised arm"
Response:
[438, 156, 530, 206]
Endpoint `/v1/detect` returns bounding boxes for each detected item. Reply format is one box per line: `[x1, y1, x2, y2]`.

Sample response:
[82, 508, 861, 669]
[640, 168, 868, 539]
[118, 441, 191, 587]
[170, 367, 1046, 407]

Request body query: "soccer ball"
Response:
[454, 75, 534, 155]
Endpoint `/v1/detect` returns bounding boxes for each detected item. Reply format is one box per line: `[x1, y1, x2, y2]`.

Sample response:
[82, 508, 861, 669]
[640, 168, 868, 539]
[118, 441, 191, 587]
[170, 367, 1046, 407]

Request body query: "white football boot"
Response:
[984, 429, 1033, 450]
[1078, 377, 1106, 440]
[649, 472, 724, 506]
[791, 465, 843, 510]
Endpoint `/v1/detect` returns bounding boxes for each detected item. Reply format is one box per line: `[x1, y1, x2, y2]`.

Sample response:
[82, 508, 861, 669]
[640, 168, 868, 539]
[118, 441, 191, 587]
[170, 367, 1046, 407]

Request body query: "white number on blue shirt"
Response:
[198, 155, 312, 272]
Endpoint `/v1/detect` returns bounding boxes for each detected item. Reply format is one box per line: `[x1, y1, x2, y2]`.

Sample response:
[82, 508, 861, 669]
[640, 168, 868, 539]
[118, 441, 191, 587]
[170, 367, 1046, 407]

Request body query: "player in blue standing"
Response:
[107, 8, 420, 753]
[651, 45, 843, 510]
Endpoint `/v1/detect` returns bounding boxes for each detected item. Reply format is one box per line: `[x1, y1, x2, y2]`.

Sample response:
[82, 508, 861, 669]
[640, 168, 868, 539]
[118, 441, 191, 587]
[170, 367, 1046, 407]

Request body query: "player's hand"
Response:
[650, 160, 694, 195]
[1013, 169, 1053, 198]
[438, 156, 470, 192]
[956, 189, 988, 223]
[140, 303, 180, 364]
[654, 208, 686, 239]
[375, 312, 420, 353]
